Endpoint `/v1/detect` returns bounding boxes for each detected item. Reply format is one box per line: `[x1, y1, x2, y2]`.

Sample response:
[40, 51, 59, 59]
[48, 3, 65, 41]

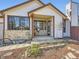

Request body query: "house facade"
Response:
[66, 1, 79, 40]
[0, 0, 70, 41]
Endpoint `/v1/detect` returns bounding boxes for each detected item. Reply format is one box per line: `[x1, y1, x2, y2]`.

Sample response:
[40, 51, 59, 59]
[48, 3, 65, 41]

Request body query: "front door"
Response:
[34, 20, 51, 36]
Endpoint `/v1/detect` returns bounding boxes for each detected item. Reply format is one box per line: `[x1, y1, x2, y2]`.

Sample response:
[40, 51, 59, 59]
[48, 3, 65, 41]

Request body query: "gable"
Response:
[31, 6, 63, 20]
[33, 7, 57, 16]
[3, 0, 44, 16]
[29, 3, 67, 19]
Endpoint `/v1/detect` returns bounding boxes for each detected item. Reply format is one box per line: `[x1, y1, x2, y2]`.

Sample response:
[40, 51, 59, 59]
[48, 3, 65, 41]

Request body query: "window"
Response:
[63, 20, 66, 33]
[8, 16, 29, 30]
[67, 9, 69, 15]
[69, 11, 71, 16]
[67, 9, 71, 17]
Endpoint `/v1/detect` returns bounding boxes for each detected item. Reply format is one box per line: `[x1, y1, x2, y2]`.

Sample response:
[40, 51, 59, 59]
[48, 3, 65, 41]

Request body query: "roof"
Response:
[0, 0, 44, 12]
[72, 1, 79, 4]
[0, 0, 67, 19]
[29, 3, 67, 18]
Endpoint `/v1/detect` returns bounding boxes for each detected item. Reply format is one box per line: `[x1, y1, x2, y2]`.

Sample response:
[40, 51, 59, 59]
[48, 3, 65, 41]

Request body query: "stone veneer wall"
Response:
[4, 30, 30, 40]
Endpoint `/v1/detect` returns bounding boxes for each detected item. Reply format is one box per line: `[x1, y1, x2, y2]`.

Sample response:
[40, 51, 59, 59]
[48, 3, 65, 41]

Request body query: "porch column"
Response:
[51, 17, 53, 37]
[29, 16, 33, 37]
[31, 14, 35, 37]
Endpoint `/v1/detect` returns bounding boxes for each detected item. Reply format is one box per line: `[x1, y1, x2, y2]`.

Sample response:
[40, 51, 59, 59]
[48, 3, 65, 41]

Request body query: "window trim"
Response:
[7, 15, 30, 30]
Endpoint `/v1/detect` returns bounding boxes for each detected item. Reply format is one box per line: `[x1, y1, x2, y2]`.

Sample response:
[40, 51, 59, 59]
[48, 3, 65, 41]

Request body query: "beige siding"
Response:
[63, 20, 70, 37]
[0, 18, 3, 23]
[4, 1, 43, 16]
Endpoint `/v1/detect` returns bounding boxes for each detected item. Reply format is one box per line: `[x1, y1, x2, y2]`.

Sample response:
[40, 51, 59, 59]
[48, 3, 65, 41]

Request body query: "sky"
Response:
[0, 0, 79, 13]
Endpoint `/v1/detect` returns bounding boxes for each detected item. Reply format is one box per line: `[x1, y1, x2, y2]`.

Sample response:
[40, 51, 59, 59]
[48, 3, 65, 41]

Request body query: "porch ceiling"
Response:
[31, 14, 53, 19]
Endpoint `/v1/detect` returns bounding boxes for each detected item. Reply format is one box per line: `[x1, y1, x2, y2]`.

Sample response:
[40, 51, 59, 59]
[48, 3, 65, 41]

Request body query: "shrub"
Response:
[27, 44, 42, 57]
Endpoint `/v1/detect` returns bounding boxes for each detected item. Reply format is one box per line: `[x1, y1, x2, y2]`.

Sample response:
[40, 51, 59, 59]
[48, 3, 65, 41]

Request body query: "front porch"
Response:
[29, 14, 54, 38]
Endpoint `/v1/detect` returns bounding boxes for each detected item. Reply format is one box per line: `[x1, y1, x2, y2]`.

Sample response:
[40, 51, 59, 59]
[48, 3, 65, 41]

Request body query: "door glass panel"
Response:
[34, 20, 51, 36]
[47, 21, 51, 35]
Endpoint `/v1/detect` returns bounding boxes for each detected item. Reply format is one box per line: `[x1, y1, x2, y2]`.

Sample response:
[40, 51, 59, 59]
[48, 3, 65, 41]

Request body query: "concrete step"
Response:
[33, 36, 53, 40]
[32, 36, 54, 43]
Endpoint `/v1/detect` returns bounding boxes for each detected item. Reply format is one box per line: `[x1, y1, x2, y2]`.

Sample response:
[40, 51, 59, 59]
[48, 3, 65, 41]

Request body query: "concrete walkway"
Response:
[0, 43, 30, 51]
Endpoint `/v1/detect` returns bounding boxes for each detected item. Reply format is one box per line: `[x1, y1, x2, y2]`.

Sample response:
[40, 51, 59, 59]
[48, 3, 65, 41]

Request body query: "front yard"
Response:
[0, 40, 79, 59]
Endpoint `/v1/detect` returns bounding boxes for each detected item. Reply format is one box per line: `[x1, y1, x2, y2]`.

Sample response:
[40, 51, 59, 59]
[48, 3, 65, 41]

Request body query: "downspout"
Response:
[70, 0, 72, 19]
[70, 0, 72, 39]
